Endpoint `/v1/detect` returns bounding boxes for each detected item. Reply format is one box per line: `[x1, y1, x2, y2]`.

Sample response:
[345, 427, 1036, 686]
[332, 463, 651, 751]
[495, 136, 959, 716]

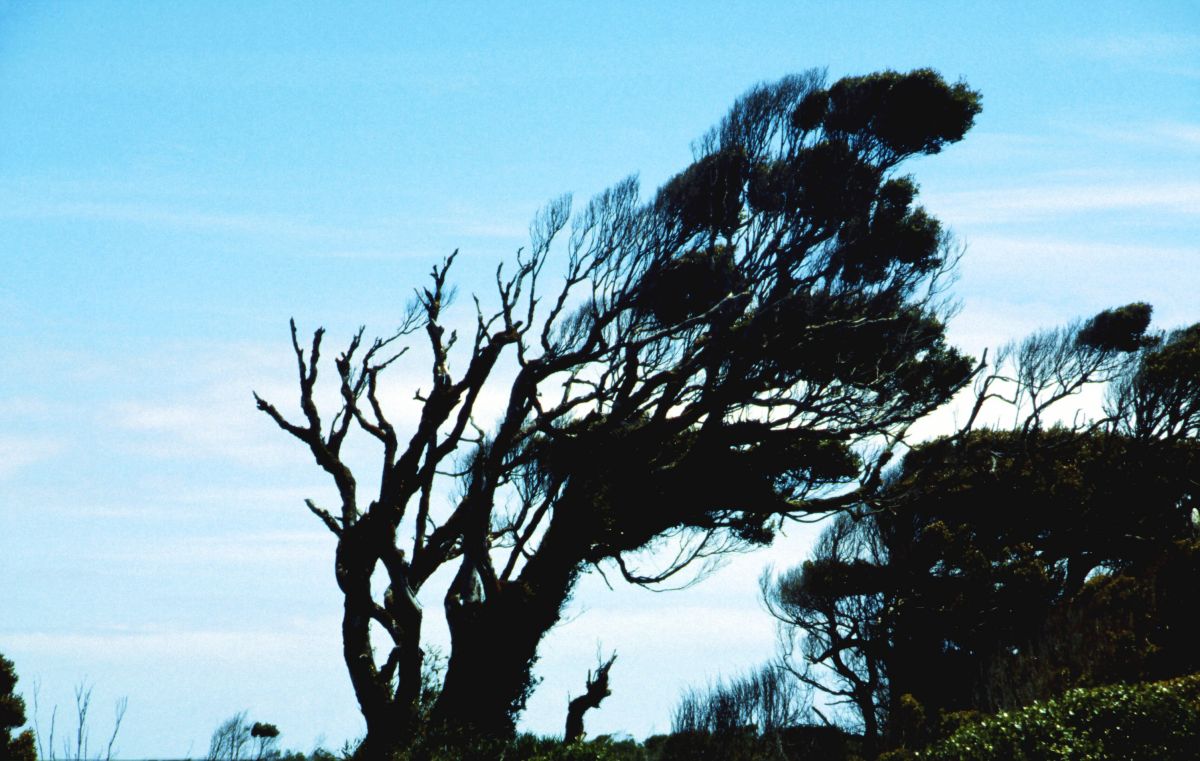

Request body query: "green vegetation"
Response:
[916, 674, 1200, 761]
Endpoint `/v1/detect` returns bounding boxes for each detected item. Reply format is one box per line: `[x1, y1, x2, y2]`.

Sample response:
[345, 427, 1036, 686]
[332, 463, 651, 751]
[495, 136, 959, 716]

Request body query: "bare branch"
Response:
[305, 499, 343, 536]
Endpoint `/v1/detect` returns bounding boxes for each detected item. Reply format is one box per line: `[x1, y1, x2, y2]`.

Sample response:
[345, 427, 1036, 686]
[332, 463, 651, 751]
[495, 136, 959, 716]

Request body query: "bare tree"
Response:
[671, 663, 809, 736]
[29, 681, 126, 761]
[207, 711, 251, 761]
[257, 67, 981, 753]
[958, 303, 1154, 437]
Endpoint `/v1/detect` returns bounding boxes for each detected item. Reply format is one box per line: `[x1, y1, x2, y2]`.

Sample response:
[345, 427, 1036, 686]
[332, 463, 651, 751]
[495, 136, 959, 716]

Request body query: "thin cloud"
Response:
[0, 435, 66, 479]
[1065, 120, 1200, 152]
[79, 530, 331, 566]
[1063, 32, 1200, 61]
[928, 180, 1200, 225]
[964, 236, 1197, 265]
[4, 623, 339, 665]
[0, 200, 363, 242]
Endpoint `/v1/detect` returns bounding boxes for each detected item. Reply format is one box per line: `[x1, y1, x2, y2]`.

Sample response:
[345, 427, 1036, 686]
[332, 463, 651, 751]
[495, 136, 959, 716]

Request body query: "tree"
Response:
[250, 722, 282, 761]
[763, 512, 890, 751]
[765, 310, 1200, 752]
[256, 67, 981, 753]
[1, 653, 36, 761]
[1108, 322, 1200, 441]
[207, 712, 251, 761]
[28, 680, 126, 761]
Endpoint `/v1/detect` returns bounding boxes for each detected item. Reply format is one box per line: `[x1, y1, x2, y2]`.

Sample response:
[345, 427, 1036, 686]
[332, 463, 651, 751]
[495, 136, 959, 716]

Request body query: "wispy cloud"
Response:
[1065, 120, 1200, 152]
[964, 236, 1197, 266]
[0, 435, 66, 479]
[1065, 33, 1200, 61]
[0, 199, 364, 242]
[109, 389, 301, 467]
[79, 530, 331, 565]
[928, 180, 1200, 225]
[4, 621, 339, 665]
[1058, 33, 1200, 79]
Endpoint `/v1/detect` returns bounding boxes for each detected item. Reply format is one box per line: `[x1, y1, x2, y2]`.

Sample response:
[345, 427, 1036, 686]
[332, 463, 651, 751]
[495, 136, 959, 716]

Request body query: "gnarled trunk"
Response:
[336, 524, 425, 758]
[430, 515, 585, 740]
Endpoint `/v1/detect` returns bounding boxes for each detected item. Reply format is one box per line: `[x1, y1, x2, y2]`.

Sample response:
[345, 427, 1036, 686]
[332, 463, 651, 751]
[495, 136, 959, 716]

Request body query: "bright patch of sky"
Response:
[1, 2, 1197, 757]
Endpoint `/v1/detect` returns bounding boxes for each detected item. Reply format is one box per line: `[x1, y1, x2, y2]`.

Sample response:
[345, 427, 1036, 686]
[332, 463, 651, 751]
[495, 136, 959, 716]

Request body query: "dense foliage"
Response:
[763, 310, 1200, 757]
[914, 674, 1200, 761]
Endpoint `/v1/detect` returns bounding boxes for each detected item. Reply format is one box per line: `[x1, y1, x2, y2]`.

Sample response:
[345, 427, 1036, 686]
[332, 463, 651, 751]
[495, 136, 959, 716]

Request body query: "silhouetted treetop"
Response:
[1076, 302, 1155, 353]
[795, 68, 981, 160]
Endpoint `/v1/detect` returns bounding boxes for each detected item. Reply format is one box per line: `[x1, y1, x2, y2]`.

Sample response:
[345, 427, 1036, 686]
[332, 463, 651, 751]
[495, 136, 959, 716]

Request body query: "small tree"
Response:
[763, 512, 891, 751]
[257, 67, 981, 754]
[250, 722, 281, 761]
[27, 679, 126, 761]
[1108, 322, 1200, 441]
[1, 653, 36, 761]
[207, 712, 251, 761]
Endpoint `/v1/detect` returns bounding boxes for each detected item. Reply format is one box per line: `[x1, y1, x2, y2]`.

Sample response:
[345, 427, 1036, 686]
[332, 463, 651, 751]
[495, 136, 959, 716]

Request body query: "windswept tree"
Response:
[1107, 321, 1200, 441]
[256, 67, 981, 754]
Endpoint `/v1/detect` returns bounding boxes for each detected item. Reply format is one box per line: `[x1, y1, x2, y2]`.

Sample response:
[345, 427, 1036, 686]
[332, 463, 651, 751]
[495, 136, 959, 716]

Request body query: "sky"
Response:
[1, 2, 1198, 757]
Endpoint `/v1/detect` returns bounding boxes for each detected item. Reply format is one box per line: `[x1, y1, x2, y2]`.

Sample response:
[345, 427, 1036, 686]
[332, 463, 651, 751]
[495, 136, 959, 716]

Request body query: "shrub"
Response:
[917, 673, 1200, 761]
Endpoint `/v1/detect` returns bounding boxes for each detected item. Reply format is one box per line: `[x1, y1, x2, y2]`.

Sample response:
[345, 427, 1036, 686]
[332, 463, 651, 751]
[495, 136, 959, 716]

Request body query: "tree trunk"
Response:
[564, 654, 616, 743]
[337, 527, 424, 758]
[431, 515, 586, 740]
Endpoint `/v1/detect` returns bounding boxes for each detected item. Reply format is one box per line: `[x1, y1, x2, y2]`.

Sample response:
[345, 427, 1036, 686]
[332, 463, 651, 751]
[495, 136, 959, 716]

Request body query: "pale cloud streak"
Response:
[5, 621, 339, 666]
[1063, 32, 1200, 62]
[78, 530, 331, 566]
[927, 180, 1200, 226]
[0, 434, 66, 479]
[1075, 120, 1200, 151]
[0, 199, 366, 241]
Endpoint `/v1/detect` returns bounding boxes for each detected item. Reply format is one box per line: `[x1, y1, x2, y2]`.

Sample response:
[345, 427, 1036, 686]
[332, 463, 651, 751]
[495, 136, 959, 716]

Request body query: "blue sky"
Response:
[1, 2, 1197, 757]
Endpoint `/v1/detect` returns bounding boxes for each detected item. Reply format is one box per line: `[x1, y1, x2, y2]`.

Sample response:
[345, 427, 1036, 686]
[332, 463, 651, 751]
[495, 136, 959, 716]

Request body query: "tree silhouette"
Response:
[766, 312, 1200, 752]
[0, 653, 36, 761]
[257, 67, 980, 753]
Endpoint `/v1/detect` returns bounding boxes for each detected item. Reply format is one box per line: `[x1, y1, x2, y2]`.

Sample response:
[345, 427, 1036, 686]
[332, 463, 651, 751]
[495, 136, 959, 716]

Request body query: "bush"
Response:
[388, 733, 648, 761]
[384, 727, 861, 761]
[917, 674, 1200, 761]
